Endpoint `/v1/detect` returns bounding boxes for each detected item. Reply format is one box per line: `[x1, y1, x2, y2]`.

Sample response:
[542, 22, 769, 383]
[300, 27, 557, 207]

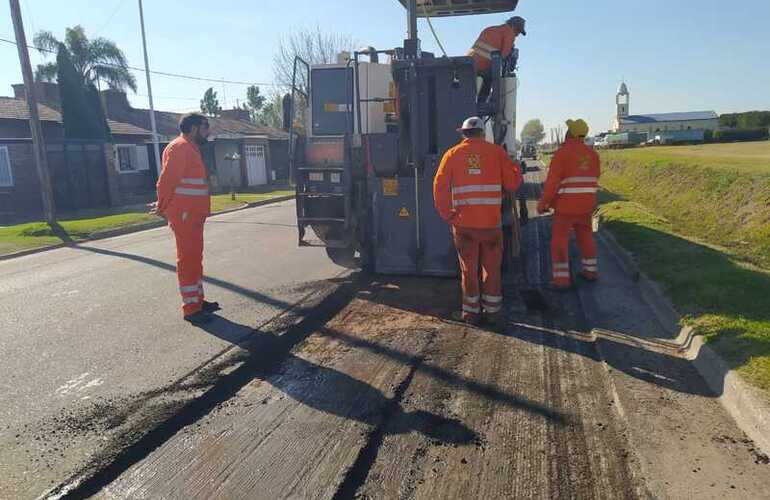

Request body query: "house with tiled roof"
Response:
[0, 82, 290, 219]
[0, 95, 153, 140]
[101, 89, 290, 189]
[0, 84, 156, 218]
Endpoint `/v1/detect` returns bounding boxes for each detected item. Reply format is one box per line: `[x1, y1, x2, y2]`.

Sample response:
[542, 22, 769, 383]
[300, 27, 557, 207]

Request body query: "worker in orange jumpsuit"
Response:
[538, 119, 601, 290]
[155, 113, 219, 325]
[434, 117, 523, 325]
[468, 16, 526, 103]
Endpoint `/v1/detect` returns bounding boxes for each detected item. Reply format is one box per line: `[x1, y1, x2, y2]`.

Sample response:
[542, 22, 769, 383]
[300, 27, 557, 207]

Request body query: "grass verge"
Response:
[597, 141, 770, 394]
[599, 200, 770, 393]
[601, 140, 770, 173]
[600, 143, 770, 268]
[0, 189, 294, 257]
[210, 190, 293, 213]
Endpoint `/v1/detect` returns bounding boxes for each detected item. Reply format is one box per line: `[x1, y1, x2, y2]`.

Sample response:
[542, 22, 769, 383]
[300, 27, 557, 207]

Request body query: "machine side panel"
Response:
[371, 176, 418, 274]
[419, 62, 477, 276]
[435, 62, 477, 150]
[418, 157, 457, 276]
[311, 68, 353, 136]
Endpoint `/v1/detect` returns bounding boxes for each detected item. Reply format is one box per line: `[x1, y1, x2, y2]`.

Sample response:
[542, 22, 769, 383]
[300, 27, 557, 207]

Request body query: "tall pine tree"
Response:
[56, 43, 110, 140]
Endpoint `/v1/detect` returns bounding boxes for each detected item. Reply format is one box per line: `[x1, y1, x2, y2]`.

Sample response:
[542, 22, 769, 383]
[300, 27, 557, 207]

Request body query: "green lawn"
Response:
[0, 212, 158, 255]
[210, 190, 294, 213]
[600, 142, 770, 268]
[597, 140, 770, 394]
[601, 140, 770, 173]
[0, 189, 294, 257]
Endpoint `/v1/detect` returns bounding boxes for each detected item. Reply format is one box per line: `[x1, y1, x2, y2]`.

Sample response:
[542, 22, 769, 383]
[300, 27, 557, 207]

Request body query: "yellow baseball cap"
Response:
[566, 119, 589, 138]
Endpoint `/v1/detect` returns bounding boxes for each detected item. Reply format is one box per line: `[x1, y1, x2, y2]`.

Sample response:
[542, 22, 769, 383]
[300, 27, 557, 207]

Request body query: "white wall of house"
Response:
[619, 119, 719, 135]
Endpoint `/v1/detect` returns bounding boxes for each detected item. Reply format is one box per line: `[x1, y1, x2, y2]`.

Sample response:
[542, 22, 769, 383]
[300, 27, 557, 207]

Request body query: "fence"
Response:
[0, 138, 111, 221]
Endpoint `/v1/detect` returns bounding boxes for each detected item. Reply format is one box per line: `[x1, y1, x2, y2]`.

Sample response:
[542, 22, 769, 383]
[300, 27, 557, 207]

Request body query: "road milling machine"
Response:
[290, 0, 530, 275]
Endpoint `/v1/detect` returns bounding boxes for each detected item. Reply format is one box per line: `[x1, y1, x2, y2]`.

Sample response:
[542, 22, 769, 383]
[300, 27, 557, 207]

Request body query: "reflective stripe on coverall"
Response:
[541, 137, 601, 286]
[434, 137, 523, 320]
[156, 136, 211, 316]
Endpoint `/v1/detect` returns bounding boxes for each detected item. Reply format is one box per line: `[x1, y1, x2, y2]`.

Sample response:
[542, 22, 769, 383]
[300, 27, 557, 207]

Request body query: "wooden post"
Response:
[9, 0, 56, 222]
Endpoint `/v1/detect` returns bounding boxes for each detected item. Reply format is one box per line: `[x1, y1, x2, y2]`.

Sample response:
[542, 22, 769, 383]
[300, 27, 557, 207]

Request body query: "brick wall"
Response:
[0, 141, 44, 218]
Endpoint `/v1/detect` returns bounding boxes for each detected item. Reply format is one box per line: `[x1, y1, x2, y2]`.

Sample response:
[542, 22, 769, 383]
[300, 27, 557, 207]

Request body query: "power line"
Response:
[95, 0, 129, 37]
[0, 36, 278, 87]
[136, 93, 200, 101]
[21, 0, 35, 38]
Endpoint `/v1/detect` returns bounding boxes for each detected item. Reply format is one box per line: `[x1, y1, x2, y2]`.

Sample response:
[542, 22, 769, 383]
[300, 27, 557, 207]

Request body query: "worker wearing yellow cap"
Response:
[537, 119, 601, 289]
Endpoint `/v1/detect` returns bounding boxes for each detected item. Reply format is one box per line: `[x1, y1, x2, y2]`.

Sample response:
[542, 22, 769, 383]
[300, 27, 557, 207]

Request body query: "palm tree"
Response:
[33, 25, 137, 93]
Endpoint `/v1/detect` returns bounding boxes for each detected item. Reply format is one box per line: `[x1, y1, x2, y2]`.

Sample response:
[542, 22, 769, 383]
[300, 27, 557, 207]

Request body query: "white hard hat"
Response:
[458, 116, 484, 131]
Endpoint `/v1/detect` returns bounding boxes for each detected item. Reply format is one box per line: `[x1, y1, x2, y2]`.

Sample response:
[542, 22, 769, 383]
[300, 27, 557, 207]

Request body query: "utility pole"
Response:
[138, 0, 162, 177]
[9, 0, 56, 223]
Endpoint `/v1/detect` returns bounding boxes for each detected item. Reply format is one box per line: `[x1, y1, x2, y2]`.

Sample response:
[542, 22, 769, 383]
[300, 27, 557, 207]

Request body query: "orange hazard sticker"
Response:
[398, 207, 410, 218]
[466, 154, 482, 175]
[382, 178, 398, 196]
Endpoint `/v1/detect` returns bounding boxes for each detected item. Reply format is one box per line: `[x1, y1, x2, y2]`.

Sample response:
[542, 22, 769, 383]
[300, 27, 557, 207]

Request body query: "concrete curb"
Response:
[595, 219, 770, 455]
[0, 195, 294, 262]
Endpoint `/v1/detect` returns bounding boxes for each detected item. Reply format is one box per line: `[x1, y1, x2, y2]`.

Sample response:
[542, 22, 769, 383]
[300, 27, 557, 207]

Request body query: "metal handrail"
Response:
[288, 56, 310, 184]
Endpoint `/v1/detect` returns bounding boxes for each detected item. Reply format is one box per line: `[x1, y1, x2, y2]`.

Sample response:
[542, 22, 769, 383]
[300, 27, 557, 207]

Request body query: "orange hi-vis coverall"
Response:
[540, 137, 601, 287]
[468, 24, 516, 74]
[434, 137, 523, 321]
[156, 136, 211, 316]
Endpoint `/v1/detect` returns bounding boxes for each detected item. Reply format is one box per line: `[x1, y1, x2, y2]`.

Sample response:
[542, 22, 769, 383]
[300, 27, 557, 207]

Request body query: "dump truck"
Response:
[289, 0, 526, 275]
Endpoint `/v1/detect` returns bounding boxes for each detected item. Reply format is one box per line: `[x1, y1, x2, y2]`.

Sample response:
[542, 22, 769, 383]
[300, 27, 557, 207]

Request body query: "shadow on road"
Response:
[357, 270, 722, 399]
[71, 244, 295, 311]
[59, 272, 575, 499]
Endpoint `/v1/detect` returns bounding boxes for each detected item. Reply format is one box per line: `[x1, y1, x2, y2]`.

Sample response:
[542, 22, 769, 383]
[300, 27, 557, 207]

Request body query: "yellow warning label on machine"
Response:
[398, 207, 410, 218]
[382, 178, 399, 196]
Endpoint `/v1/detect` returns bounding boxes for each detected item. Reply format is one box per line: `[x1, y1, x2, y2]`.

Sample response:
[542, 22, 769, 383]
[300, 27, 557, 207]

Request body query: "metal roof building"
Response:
[620, 111, 718, 125]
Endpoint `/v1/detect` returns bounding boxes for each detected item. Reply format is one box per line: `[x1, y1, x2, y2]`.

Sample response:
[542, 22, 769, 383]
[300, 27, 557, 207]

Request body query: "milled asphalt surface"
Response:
[1, 187, 768, 499]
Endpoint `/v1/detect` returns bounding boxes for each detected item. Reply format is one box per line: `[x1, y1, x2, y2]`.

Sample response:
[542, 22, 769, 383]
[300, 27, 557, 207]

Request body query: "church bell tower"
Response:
[616, 81, 630, 120]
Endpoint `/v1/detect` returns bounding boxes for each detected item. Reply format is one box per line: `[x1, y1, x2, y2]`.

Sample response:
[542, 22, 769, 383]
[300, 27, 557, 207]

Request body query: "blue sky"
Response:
[2, 0, 768, 137]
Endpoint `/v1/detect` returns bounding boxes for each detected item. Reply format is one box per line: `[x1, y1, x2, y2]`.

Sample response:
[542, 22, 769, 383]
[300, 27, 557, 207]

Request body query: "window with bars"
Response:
[0, 146, 13, 187]
[115, 144, 150, 173]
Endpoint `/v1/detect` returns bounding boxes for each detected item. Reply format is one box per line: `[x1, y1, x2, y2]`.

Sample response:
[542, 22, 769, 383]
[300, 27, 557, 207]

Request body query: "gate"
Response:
[245, 144, 268, 186]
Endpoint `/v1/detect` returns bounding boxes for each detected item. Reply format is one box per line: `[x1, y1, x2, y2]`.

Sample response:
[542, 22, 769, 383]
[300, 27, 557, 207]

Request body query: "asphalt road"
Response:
[1, 193, 768, 499]
[0, 200, 344, 499]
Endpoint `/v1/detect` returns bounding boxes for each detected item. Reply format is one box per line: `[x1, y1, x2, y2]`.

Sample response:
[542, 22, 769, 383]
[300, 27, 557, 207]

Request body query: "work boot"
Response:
[483, 312, 506, 329]
[184, 311, 212, 326]
[202, 300, 221, 313]
[451, 311, 481, 326]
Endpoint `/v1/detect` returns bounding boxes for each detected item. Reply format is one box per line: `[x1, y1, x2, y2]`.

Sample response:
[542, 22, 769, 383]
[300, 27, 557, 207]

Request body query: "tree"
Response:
[33, 25, 136, 92]
[200, 87, 221, 117]
[521, 119, 546, 144]
[244, 85, 266, 123]
[57, 43, 110, 140]
[272, 27, 355, 135]
[719, 111, 770, 129]
[254, 93, 284, 129]
[272, 26, 355, 93]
